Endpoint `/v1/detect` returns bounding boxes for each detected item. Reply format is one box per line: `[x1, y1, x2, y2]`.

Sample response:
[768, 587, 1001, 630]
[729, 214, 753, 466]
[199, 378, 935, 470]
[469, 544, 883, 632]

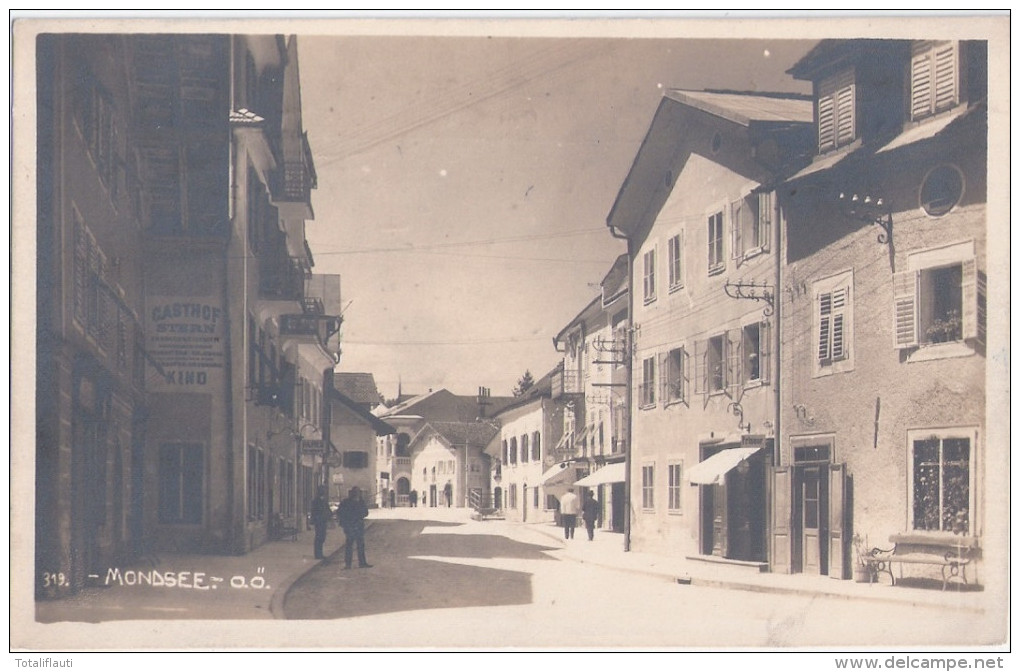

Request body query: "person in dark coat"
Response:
[336, 486, 371, 569]
[581, 490, 601, 541]
[310, 485, 331, 560]
[409, 490, 418, 507]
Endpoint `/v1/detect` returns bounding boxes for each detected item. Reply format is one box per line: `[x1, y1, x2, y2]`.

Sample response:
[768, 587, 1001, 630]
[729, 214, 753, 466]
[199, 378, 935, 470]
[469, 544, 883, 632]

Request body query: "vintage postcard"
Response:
[10, 11, 1011, 661]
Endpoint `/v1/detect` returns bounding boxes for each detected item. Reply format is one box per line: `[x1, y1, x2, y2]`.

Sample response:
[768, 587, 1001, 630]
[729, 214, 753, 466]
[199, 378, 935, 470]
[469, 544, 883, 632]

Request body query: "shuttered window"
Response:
[817, 69, 855, 152]
[818, 286, 850, 364]
[911, 41, 959, 121]
[708, 211, 725, 274]
[643, 248, 657, 303]
[667, 232, 684, 290]
[894, 258, 980, 349]
[661, 347, 689, 404]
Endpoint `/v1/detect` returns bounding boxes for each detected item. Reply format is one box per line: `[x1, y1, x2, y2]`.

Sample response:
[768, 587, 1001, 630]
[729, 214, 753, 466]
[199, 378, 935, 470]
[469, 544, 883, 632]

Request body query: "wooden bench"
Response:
[867, 534, 980, 591]
[270, 515, 300, 542]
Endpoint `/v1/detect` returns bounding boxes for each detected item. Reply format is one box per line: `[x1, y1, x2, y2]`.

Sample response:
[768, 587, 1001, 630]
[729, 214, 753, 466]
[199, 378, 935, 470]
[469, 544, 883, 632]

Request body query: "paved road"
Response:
[282, 516, 1000, 648]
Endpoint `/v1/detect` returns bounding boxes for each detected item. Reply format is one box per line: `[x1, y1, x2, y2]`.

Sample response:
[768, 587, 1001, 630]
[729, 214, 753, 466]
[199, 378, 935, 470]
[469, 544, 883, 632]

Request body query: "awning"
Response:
[540, 462, 574, 486]
[574, 461, 627, 488]
[687, 446, 761, 486]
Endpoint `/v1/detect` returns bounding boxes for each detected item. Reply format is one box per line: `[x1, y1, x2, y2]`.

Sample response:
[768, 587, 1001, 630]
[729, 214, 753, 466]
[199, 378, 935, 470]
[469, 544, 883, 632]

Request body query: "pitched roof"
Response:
[666, 89, 813, 127]
[332, 372, 382, 406]
[426, 420, 501, 448]
[330, 389, 395, 436]
[380, 388, 515, 422]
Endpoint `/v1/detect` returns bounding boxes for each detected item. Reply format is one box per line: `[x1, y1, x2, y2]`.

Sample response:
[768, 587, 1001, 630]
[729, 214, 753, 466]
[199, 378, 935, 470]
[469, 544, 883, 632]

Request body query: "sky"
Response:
[297, 28, 815, 400]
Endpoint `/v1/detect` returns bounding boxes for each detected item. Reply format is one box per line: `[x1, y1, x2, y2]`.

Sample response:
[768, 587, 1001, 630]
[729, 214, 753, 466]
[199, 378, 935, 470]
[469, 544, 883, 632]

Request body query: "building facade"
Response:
[606, 89, 813, 561]
[551, 255, 630, 534]
[36, 33, 339, 596]
[777, 39, 988, 579]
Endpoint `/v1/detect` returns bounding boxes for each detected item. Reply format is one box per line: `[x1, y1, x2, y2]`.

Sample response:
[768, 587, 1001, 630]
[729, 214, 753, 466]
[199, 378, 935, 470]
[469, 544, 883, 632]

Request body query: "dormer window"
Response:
[817, 68, 855, 153]
[910, 41, 959, 121]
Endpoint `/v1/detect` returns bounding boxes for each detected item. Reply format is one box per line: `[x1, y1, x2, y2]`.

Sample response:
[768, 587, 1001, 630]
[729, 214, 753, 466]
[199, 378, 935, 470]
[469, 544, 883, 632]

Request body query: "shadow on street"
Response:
[283, 519, 559, 619]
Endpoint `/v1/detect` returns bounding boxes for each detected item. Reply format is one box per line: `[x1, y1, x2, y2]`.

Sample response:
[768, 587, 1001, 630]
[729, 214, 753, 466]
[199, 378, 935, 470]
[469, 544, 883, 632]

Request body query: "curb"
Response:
[269, 521, 373, 619]
[525, 522, 985, 614]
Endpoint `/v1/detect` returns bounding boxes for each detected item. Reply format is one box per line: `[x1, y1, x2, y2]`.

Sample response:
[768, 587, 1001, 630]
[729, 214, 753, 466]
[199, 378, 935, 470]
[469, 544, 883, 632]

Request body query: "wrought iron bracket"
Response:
[839, 192, 893, 244]
[723, 280, 775, 318]
[727, 402, 751, 433]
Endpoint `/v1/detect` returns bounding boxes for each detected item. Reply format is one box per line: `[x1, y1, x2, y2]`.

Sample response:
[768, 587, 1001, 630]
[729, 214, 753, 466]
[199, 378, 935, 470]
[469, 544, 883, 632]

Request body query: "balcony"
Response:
[260, 255, 305, 302]
[552, 369, 583, 398]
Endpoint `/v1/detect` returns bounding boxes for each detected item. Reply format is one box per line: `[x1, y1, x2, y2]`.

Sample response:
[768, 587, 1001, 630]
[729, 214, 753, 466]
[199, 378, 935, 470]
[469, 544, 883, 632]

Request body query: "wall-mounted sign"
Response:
[301, 440, 326, 454]
[145, 298, 226, 392]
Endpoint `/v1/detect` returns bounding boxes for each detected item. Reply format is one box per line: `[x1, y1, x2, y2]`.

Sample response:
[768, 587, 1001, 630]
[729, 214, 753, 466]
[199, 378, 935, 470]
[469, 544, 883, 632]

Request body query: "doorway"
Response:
[793, 464, 829, 575]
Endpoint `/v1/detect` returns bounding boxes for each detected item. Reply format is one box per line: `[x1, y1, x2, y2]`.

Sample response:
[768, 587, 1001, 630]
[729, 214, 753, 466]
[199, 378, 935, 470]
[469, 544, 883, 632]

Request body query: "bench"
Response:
[270, 515, 300, 542]
[867, 534, 980, 591]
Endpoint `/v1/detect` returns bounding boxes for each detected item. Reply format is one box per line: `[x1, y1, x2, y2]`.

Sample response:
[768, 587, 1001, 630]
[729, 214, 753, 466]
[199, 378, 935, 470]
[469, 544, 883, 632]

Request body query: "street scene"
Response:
[34, 508, 998, 648]
[15, 13, 1009, 655]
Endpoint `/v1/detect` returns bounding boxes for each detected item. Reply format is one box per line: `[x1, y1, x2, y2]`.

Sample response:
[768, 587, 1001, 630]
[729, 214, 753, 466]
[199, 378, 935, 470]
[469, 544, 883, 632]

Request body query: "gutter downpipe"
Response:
[608, 224, 633, 553]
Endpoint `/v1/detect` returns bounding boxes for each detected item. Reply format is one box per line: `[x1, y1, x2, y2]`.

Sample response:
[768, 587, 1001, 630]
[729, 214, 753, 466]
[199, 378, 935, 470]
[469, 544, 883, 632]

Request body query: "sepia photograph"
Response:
[10, 10, 1011, 662]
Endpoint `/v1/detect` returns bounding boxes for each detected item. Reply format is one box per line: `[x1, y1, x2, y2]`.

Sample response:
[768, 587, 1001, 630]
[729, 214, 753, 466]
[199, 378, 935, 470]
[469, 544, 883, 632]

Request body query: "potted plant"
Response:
[853, 533, 877, 583]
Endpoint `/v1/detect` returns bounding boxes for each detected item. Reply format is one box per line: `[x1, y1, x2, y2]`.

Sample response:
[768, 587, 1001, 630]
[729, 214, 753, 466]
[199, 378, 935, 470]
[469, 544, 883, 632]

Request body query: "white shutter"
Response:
[910, 42, 934, 119]
[731, 200, 742, 260]
[659, 352, 669, 404]
[727, 330, 742, 396]
[831, 287, 848, 361]
[694, 339, 706, 395]
[759, 320, 772, 385]
[933, 42, 959, 112]
[835, 80, 855, 146]
[960, 257, 978, 341]
[817, 93, 835, 151]
[759, 191, 772, 252]
[893, 270, 919, 349]
[817, 292, 832, 362]
[681, 347, 690, 402]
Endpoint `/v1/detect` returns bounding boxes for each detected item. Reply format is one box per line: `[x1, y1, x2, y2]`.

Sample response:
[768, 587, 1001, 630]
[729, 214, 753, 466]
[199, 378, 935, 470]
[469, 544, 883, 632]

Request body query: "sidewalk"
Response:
[523, 519, 989, 614]
[35, 508, 989, 622]
[35, 526, 348, 622]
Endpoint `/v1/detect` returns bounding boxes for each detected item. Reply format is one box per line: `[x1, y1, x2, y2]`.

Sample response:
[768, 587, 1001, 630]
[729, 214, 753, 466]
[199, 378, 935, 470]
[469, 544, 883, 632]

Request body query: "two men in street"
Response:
[337, 486, 372, 569]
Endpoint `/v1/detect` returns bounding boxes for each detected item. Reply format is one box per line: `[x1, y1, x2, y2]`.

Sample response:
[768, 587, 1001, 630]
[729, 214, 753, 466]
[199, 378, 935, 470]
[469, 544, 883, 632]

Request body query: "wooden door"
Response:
[828, 463, 849, 580]
[801, 466, 822, 574]
[769, 465, 793, 574]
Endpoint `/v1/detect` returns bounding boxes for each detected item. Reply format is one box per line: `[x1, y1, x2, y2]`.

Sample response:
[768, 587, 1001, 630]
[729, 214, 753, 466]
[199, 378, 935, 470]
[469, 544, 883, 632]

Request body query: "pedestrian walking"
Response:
[582, 490, 600, 541]
[310, 485, 331, 560]
[336, 486, 372, 569]
[559, 487, 580, 540]
[410, 490, 418, 507]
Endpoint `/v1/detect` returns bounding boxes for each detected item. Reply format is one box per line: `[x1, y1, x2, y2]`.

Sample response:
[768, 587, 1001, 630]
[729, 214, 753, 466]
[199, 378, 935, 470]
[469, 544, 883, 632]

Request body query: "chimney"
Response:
[476, 386, 491, 419]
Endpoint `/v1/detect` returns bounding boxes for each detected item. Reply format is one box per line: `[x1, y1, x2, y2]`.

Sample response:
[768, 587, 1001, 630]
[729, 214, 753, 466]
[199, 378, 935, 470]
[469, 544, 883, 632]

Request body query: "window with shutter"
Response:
[817, 69, 855, 152]
[708, 211, 725, 274]
[664, 347, 687, 405]
[643, 248, 656, 303]
[727, 330, 742, 396]
[911, 41, 959, 121]
[667, 232, 684, 290]
[815, 271, 855, 376]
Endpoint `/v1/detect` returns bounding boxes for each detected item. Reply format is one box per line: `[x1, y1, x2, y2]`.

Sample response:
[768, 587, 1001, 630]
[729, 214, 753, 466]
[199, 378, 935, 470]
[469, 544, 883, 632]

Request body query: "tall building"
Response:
[35, 33, 340, 597]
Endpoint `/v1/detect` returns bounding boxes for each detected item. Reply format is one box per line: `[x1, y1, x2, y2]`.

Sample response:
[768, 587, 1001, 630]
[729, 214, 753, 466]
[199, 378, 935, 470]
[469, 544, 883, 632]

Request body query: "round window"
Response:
[919, 164, 964, 217]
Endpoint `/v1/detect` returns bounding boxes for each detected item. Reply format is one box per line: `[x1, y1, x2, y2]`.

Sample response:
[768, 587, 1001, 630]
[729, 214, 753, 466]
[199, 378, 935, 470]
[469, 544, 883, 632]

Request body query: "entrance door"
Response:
[799, 466, 828, 575]
[429, 484, 437, 507]
[611, 482, 625, 532]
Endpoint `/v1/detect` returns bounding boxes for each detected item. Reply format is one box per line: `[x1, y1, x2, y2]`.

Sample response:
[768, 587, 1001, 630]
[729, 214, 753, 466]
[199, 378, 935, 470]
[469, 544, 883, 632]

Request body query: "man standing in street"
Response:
[337, 486, 372, 569]
[559, 487, 580, 540]
[582, 489, 600, 541]
[310, 485, 330, 560]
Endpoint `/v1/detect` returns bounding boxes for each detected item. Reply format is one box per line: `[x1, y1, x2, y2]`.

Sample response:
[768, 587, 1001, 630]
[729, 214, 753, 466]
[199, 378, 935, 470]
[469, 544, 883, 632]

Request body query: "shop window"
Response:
[159, 442, 203, 524]
[909, 429, 974, 534]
